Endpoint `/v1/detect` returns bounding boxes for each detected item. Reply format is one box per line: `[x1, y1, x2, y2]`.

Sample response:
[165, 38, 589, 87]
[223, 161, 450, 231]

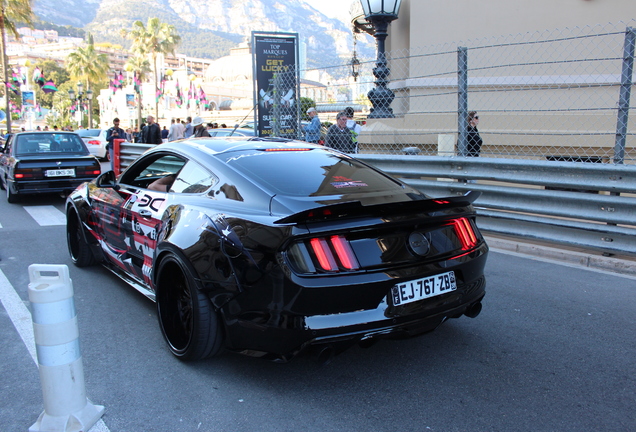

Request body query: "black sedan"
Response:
[0, 131, 101, 203]
[66, 137, 488, 362]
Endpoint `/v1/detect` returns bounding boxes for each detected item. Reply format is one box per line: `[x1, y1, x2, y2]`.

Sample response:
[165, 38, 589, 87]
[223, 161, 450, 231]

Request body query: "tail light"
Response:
[289, 235, 360, 274]
[14, 167, 43, 179]
[86, 140, 101, 146]
[450, 217, 478, 250]
[76, 165, 101, 176]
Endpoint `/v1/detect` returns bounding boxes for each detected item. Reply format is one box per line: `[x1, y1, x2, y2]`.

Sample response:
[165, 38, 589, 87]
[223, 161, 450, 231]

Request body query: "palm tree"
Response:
[0, 0, 33, 133]
[121, 17, 181, 120]
[66, 33, 109, 128]
[124, 55, 151, 128]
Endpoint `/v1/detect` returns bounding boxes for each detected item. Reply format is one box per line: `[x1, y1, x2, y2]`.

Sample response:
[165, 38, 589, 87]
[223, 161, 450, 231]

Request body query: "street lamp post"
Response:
[359, 0, 402, 119]
[68, 82, 93, 128]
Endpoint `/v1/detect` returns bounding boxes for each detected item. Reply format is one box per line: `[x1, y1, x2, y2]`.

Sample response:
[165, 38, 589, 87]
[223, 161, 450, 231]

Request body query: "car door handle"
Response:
[139, 209, 152, 218]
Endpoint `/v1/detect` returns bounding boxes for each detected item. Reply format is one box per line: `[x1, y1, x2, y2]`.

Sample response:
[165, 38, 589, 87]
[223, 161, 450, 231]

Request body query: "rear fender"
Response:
[155, 208, 263, 308]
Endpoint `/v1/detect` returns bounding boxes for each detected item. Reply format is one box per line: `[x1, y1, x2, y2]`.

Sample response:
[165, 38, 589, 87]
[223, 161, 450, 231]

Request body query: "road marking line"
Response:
[0, 269, 111, 432]
[0, 269, 36, 362]
[24, 205, 66, 226]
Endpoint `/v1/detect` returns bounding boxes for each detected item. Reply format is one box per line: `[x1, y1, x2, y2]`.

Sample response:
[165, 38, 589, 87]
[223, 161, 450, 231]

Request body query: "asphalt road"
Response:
[0, 193, 635, 432]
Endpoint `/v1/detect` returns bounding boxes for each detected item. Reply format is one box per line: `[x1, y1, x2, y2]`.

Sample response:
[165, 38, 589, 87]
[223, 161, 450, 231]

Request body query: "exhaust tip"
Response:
[314, 345, 336, 365]
[464, 302, 482, 318]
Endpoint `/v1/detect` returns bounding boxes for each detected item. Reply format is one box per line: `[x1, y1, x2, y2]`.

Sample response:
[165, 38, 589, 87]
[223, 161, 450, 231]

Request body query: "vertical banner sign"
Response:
[252, 32, 300, 138]
[126, 94, 136, 109]
[22, 90, 35, 108]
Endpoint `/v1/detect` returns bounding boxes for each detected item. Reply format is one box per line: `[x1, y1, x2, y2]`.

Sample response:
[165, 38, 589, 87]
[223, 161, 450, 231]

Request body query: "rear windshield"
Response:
[15, 133, 89, 156]
[76, 129, 100, 138]
[219, 148, 405, 196]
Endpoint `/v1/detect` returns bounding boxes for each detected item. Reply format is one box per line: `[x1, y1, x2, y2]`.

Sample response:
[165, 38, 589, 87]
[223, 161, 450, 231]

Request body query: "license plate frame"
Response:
[391, 270, 457, 306]
[45, 168, 75, 177]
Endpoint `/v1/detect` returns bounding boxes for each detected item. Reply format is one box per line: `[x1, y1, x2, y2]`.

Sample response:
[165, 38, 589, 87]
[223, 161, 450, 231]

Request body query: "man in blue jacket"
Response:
[304, 107, 321, 144]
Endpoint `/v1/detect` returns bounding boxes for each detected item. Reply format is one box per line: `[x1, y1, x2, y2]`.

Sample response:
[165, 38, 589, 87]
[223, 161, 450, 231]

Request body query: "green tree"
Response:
[66, 33, 109, 127]
[30, 60, 69, 109]
[121, 17, 180, 120]
[46, 80, 75, 129]
[0, 0, 33, 132]
[124, 54, 151, 128]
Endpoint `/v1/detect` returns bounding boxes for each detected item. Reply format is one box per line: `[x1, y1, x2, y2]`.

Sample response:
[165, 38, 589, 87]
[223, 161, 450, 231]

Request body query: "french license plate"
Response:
[45, 168, 75, 177]
[391, 271, 457, 306]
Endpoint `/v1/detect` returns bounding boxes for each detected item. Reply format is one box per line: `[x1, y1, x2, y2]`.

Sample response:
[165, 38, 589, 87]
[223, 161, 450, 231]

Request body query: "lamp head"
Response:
[360, 0, 402, 21]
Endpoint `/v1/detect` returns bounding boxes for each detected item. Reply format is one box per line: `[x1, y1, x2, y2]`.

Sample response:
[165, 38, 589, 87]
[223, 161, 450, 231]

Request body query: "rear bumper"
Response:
[222, 275, 486, 361]
[9, 178, 91, 195]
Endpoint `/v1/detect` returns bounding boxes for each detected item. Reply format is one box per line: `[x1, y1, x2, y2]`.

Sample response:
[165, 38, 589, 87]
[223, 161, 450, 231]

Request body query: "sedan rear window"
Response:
[15, 133, 89, 156]
[219, 149, 405, 196]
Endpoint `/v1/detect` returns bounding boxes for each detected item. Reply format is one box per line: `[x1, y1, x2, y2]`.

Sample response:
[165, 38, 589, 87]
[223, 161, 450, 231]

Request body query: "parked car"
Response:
[76, 128, 109, 160]
[66, 137, 488, 362]
[0, 131, 101, 203]
[207, 128, 256, 137]
[239, 121, 327, 143]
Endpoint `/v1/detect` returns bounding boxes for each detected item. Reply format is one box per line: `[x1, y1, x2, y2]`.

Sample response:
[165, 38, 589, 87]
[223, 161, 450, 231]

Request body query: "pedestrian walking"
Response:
[140, 116, 163, 145]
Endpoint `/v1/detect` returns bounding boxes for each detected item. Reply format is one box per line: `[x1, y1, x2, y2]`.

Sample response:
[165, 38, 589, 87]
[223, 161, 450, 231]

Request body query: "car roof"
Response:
[14, 131, 79, 135]
[157, 137, 318, 156]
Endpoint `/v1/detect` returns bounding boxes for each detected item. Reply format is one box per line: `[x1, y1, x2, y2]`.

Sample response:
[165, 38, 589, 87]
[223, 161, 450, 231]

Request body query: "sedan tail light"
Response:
[14, 167, 43, 179]
[86, 140, 101, 146]
[76, 166, 101, 176]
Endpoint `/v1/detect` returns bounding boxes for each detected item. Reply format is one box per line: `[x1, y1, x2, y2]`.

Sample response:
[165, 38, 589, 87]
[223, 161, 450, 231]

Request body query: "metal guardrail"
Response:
[114, 142, 636, 256]
[356, 155, 636, 256]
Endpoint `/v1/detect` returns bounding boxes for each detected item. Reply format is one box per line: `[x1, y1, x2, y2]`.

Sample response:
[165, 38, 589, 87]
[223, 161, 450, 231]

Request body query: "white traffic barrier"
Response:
[27, 264, 104, 432]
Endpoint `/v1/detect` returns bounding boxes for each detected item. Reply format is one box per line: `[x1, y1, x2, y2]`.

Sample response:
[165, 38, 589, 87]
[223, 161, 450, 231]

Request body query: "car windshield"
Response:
[219, 148, 406, 197]
[15, 133, 90, 156]
[76, 129, 101, 138]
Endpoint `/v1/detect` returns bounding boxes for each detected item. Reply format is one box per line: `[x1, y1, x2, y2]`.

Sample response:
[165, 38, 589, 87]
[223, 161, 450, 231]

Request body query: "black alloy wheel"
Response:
[67, 209, 96, 267]
[156, 254, 223, 360]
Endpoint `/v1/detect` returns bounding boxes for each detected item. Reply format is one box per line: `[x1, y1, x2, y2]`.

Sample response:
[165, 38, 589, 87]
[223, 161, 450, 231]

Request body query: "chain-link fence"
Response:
[302, 21, 636, 164]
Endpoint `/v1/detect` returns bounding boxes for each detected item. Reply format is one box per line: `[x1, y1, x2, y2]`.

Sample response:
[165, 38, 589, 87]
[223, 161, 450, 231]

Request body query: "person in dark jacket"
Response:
[140, 116, 163, 144]
[325, 112, 356, 153]
[192, 117, 210, 137]
[466, 111, 483, 157]
[105, 117, 126, 169]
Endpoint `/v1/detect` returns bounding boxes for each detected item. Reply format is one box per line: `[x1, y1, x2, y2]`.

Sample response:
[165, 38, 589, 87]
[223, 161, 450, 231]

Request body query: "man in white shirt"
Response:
[168, 118, 185, 141]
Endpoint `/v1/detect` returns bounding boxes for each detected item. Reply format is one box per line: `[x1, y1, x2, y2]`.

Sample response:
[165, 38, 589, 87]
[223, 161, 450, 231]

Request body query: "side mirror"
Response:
[95, 170, 119, 189]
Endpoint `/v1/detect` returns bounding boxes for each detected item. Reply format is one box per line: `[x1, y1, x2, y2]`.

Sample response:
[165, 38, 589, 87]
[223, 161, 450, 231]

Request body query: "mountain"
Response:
[31, 0, 373, 69]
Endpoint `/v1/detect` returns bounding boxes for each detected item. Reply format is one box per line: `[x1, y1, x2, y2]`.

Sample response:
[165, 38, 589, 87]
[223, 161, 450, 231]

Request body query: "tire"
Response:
[6, 182, 18, 203]
[156, 254, 223, 360]
[67, 209, 96, 267]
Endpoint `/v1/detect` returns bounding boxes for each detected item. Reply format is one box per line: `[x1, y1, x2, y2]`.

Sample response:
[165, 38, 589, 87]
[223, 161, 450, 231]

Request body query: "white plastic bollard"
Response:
[27, 264, 104, 432]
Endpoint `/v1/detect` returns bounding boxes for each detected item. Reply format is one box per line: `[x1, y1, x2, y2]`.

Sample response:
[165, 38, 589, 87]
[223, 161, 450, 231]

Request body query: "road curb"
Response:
[484, 236, 636, 277]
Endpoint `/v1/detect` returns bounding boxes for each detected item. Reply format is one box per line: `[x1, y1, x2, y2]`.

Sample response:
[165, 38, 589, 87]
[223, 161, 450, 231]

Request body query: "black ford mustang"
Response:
[66, 138, 488, 362]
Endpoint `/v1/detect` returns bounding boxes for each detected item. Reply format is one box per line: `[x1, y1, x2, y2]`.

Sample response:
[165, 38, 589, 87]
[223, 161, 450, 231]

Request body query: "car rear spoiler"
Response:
[274, 191, 482, 225]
